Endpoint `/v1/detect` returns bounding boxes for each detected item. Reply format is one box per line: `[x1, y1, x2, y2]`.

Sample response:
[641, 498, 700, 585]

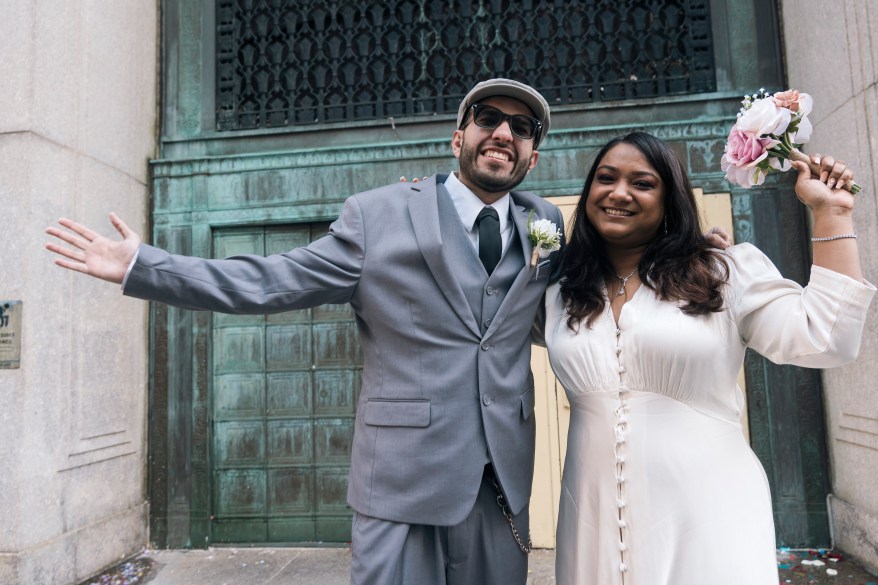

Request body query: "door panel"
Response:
[211, 222, 361, 544]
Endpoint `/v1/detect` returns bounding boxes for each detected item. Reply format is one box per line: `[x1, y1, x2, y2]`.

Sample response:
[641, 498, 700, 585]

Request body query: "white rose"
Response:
[722, 155, 765, 188]
[790, 114, 812, 144]
[737, 97, 791, 137]
[531, 218, 557, 236]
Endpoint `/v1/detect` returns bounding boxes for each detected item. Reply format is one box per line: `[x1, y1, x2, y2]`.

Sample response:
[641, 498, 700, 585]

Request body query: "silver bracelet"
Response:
[811, 233, 857, 242]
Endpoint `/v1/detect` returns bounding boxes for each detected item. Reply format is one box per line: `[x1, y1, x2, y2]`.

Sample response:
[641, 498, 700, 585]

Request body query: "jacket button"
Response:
[484, 318, 492, 328]
[482, 394, 493, 405]
[486, 286, 495, 295]
[481, 342, 490, 350]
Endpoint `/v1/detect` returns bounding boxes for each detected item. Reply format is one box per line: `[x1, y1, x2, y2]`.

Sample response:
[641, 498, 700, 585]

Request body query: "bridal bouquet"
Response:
[721, 89, 860, 193]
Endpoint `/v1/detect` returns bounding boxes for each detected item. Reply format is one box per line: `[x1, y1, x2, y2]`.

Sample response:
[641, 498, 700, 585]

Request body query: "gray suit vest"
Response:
[436, 185, 525, 338]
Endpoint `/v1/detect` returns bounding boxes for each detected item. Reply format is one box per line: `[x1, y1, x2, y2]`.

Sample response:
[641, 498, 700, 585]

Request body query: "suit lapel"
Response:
[510, 197, 534, 269]
[408, 176, 481, 338]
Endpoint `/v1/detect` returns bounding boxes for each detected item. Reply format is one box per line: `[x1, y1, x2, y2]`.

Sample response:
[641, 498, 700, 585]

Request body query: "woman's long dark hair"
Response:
[560, 132, 729, 330]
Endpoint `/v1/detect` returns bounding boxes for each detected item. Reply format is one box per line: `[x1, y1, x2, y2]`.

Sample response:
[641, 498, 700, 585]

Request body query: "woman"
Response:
[543, 132, 874, 584]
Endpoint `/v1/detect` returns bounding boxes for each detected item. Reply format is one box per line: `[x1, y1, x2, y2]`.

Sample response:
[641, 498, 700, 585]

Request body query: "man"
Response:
[47, 79, 564, 585]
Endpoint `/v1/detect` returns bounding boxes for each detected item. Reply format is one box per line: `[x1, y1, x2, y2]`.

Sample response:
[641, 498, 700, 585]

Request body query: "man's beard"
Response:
[458, 135, 531, 194]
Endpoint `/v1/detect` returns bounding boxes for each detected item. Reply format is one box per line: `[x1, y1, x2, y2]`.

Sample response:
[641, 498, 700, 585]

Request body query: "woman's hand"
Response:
[795, 154, 863, 281]
[704, 226, 732, 249]
[792, 154, 856, 215]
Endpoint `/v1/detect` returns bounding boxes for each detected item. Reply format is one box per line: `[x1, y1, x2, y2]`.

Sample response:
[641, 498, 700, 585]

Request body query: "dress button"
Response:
[482, 394, 493, 406]
[618, 366, 626, 373]
[615, 328, 621, 336]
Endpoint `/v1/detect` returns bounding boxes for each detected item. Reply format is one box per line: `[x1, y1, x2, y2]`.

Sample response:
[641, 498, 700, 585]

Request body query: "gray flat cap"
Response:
[456, 78, 551, 147]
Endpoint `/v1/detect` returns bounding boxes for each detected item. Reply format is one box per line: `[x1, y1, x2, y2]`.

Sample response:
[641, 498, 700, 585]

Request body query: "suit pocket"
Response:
[520, 386, 535, 420]
[533, 259, 552, 280]
[364, 399, 431, 428]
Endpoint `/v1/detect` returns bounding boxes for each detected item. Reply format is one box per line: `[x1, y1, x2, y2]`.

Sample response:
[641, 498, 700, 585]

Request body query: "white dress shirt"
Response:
[444, 171, 513, 255]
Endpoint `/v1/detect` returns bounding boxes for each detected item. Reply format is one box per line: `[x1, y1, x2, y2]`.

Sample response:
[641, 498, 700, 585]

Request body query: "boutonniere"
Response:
[527, 210, 561, 267]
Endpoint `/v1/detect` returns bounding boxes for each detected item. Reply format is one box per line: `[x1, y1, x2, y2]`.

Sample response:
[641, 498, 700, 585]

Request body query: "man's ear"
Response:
[451, 130, 463, 159]
[526, 151, 540, 172]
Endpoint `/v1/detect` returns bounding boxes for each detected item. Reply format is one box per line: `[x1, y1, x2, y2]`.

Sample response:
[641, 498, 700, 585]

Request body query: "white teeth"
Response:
[484, 151, 510, 162]
[605, 208, 633, 217]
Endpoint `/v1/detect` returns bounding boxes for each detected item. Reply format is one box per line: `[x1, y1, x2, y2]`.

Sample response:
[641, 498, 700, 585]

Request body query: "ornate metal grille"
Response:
[215, 0, 716, 131]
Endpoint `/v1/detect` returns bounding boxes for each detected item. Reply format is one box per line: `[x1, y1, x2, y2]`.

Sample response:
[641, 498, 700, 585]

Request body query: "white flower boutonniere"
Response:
[527, 210, 561, 267]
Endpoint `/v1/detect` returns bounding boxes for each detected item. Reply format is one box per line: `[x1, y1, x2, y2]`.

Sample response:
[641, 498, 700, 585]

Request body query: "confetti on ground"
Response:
[78, 557, 153, 585]
[775, 548, 877, 584]
[77, 546, 875, 585]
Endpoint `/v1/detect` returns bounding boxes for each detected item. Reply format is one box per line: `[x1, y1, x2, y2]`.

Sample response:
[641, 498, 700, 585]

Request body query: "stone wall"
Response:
[0, 2, 158, 583]
[780, 0, 878, 574]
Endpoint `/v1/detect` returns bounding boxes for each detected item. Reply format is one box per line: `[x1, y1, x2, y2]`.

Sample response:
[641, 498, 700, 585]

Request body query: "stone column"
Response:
[0, 2, 157, 583]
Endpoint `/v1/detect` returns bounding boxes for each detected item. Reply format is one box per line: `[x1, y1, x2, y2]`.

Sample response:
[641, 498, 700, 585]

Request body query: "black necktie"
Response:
[475, 206, 501, 275]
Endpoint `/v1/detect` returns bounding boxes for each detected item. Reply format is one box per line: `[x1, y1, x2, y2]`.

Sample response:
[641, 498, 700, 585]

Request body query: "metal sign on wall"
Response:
[0, 301, 22, 369]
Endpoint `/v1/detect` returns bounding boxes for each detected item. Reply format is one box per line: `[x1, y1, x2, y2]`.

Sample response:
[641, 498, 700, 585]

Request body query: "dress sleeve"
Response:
[727, 243, 875, 368]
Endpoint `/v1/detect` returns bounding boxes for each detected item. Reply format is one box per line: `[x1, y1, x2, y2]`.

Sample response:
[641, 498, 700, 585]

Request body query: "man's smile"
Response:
[483, 150, 511, 162]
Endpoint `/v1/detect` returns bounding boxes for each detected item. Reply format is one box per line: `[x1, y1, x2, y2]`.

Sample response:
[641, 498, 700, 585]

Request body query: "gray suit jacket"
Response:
[124, 174, 564, 526]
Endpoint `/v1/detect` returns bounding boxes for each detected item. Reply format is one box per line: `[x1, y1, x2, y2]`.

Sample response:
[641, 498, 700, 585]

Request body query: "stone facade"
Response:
[2, 1, 877, 582]
[0, 2, 157, 583]
[780, 0, 878, 574]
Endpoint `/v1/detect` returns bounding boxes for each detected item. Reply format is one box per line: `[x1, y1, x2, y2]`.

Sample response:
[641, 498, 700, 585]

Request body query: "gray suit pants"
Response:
[350, 467, 530, 585]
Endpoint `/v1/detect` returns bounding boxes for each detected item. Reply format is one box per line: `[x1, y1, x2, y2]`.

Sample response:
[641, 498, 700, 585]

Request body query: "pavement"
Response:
[79, 546, 878, 585]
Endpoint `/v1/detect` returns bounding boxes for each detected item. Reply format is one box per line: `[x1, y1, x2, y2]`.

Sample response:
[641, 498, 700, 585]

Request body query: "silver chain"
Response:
[488, 474, 533, 554]
[614, 268, 637, 297]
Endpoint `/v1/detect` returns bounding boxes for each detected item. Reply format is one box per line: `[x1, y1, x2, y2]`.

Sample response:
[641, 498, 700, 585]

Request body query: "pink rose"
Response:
[722, 126, 775, 167]
[773, 90, 813, 143]
[773, 89, 802, 112]
[721, 125, 777, 187]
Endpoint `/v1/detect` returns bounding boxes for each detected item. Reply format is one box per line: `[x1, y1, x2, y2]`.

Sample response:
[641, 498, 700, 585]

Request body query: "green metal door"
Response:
[210, 223, 361, 544]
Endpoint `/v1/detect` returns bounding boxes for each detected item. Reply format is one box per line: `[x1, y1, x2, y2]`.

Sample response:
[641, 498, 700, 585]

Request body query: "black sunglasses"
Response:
[463, 104, 542, 141]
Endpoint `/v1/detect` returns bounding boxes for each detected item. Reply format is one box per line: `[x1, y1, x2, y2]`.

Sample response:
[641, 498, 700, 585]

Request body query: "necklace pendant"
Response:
[614, 268, 636, 299]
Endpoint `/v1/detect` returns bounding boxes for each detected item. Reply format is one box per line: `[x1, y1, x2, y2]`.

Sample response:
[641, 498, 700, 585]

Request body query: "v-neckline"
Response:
[606, 281, 643, 328]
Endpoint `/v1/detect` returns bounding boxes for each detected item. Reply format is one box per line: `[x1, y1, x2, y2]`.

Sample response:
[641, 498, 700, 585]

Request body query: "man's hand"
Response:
[45, 213, 141, 284]
[704, 226, 732, 250]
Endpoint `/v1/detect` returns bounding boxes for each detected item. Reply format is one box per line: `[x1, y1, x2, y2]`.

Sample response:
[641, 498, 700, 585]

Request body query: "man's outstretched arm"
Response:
[45, 197, 365, 315]
[45, 213, 141, 284]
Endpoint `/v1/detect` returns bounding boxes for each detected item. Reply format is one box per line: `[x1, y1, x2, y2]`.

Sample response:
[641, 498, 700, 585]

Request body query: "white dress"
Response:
[544, 243, 875, 585]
